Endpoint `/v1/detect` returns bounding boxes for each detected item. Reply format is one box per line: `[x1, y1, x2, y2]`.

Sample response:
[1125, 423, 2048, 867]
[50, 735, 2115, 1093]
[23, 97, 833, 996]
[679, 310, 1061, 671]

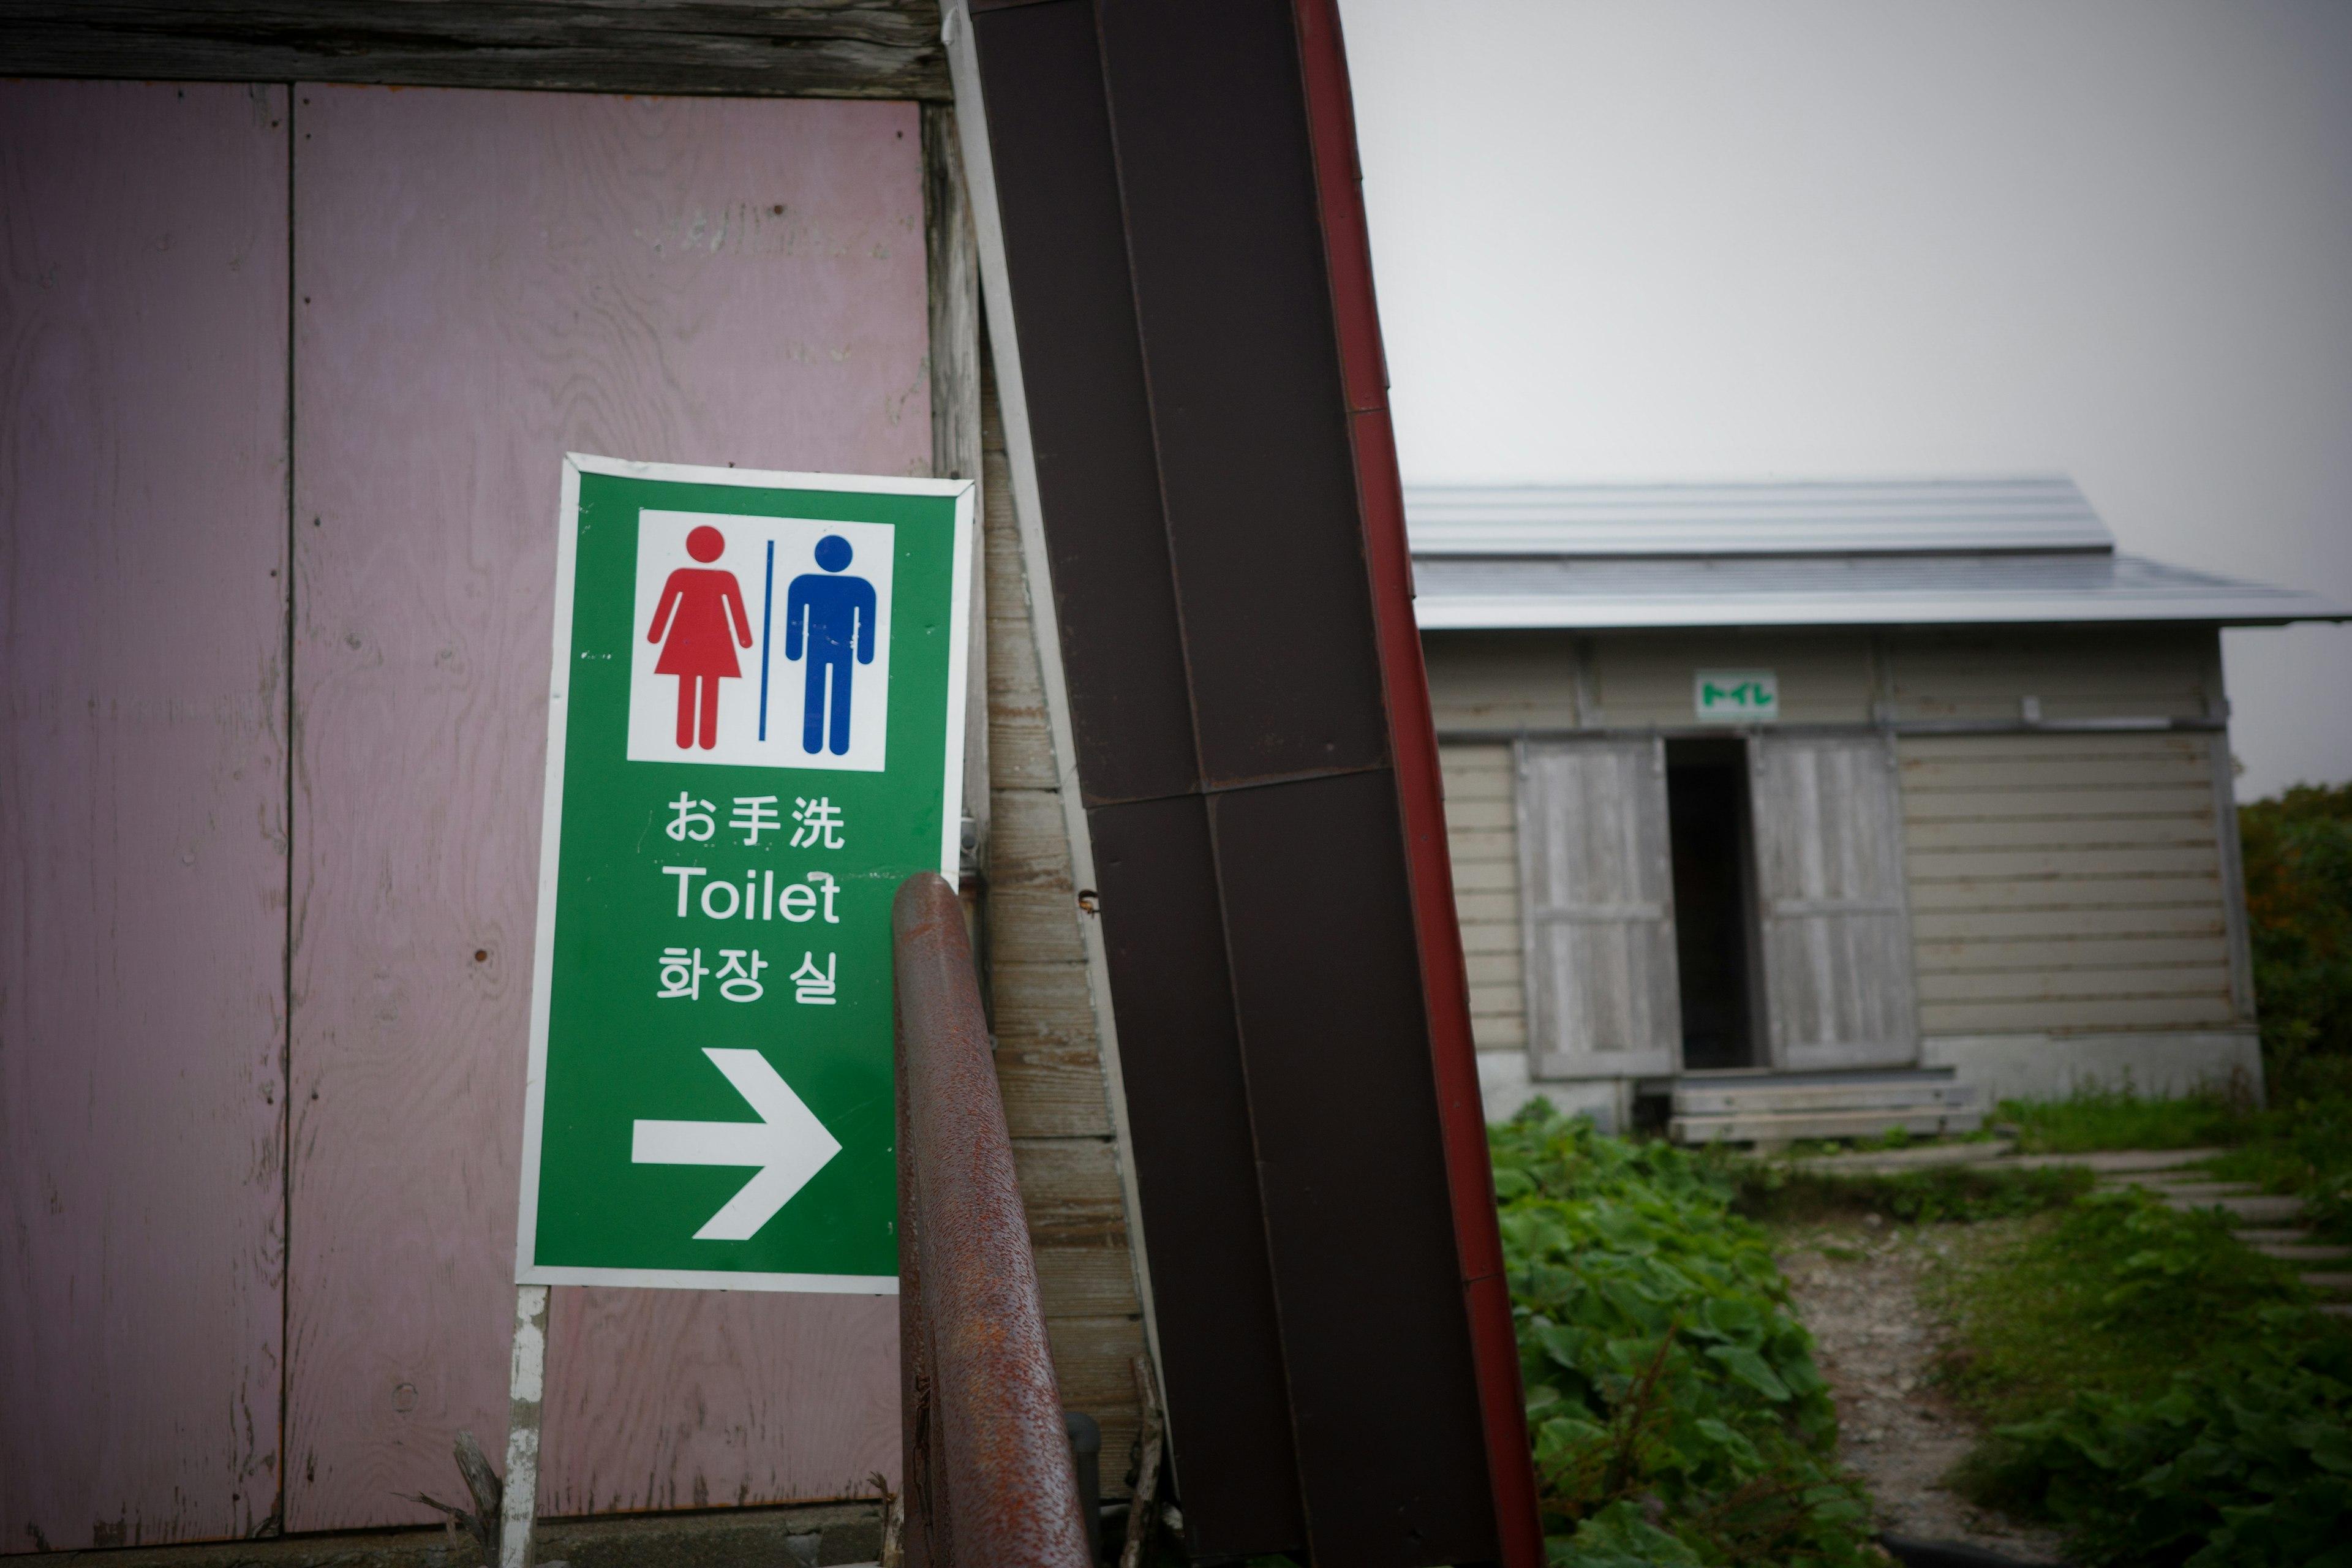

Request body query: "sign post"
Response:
[500, 454, 974, 1566]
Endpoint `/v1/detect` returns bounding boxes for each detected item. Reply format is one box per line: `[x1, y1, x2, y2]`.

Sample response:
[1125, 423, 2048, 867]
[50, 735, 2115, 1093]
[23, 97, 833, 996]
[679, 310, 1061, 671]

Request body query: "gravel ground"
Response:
[1779, 1219, 2068, 1566]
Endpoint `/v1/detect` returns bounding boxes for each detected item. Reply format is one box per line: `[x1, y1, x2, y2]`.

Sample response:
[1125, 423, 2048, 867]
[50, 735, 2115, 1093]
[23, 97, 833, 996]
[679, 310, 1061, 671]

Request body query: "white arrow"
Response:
[631, 1049, 843, 1241]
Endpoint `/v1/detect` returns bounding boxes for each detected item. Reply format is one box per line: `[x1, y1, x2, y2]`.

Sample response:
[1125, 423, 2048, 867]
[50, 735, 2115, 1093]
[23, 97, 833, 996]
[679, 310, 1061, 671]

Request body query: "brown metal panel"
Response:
[1094, 0, 1389, 788]
[970, 0, 1198, 807]
[967, 2, 1511, 1560]
[1087, 796, 1306, 1553]
[1208, 774, 1495, 1567]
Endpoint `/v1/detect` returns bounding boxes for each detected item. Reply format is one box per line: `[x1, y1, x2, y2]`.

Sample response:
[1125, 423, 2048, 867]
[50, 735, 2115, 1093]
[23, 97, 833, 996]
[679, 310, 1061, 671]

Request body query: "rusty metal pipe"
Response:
[894, 872, 1093, 1568]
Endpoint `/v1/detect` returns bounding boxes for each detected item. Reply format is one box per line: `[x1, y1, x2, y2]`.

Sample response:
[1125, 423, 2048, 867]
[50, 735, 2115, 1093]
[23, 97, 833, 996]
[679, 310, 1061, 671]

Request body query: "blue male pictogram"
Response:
[783, 534, 877, 756]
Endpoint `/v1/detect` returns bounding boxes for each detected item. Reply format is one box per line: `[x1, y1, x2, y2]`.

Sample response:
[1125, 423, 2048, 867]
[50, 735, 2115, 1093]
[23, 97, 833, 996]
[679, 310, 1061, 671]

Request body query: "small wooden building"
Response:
[1414, 478, 2348, 1140]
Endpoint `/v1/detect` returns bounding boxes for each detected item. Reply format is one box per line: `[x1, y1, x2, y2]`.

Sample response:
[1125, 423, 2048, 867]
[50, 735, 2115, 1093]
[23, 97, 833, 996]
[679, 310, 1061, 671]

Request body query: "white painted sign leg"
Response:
[500, 1284, 550, 1568]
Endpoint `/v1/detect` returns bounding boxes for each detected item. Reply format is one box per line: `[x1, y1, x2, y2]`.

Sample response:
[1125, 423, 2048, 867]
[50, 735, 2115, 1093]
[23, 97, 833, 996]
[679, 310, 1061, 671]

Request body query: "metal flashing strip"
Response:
[1411, 551, 2350, 630]
[1406, 475, 2114, 557]
[1436, 717, 2228, 744]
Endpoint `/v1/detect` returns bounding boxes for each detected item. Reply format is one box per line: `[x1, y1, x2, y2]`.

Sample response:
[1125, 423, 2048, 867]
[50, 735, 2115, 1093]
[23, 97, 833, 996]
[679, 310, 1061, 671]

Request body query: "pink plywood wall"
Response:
[286, 86, 925, 1530]
[1, 83, 292, 1548]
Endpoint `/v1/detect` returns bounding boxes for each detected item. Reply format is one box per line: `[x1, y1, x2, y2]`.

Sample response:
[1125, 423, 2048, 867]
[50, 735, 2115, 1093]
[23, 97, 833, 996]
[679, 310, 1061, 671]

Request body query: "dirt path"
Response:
[1778, 1221, 2066, 1566]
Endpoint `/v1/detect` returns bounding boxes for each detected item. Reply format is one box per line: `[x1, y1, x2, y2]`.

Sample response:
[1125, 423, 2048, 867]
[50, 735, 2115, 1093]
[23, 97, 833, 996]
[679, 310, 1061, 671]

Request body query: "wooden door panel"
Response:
[1518, 738, 1678, 1079]
[1751, 734, 1920, 1069]
[287, 85, 926, 1530]
[1, 80, 291, 1551]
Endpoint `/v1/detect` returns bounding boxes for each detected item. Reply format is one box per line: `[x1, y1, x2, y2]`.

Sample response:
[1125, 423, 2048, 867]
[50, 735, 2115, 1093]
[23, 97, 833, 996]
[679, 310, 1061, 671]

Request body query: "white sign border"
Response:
[514, 451, 975, 1295]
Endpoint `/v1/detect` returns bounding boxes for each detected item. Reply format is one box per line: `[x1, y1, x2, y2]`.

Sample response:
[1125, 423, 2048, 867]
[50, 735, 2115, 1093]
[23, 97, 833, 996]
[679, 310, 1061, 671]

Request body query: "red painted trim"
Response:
[1289, 2, 1544, 1563]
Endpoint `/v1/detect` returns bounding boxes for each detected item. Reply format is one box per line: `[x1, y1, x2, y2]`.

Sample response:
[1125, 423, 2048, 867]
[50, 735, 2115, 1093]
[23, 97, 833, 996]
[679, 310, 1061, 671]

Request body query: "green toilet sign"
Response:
[516, 454, 973, 1293]
[1694, 668, 1779, 724]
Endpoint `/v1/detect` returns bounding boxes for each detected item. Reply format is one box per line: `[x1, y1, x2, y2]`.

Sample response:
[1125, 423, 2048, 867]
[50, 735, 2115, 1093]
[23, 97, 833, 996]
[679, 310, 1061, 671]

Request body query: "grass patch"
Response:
[1928, 1190, 2352, 1565]
[1997, 1082, 2257, 1154]
[1491, 1104, 1882, 1566]
[1735, 1160, 2090, 1228]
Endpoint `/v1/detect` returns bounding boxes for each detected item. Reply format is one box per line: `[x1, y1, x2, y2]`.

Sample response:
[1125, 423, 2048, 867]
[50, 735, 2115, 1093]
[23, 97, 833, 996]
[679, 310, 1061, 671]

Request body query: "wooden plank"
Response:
[1436, 797, 1515, 831]
[1918, 966, 2235, 1005]
[1471, 1017, 1529, 1049]
[1033, 1246, 1143, 1319]
[1913, 906, 2228, 942]
[1674, 1107, 1985, 1144]
[1457, 921, 1520, 955]
[993, 1046, 1116, 1139]
[1888, 628, 2209, 720]
[1901, 788, 2215, 821]
[0, 2, 949, 100]
[1463, 952, 1521, 987]
[1449, 858, 1519, 894]
[540, 1288, 896, 1516]
[1922, 997, 2241, 1033]
[1905, 875, 2226, 912]
[1446, 827, 1520, 863]
[990, 960, 1099, 1049]
[1521, 737, 1678, 1077]
[1452, 891, 1521, 925]
[1753, 734, 1918, 1070]
[1905, 820, 2218, 854]
[1422, 633, 1578, 731]
[1009, 1139, 1127, 1248]
[0, 79, 290, 1552]
[286, 86, 926, 1531]
[1672, 1082, 1974, 1115]
[926, 101, 986, 858]
[1917, 935, 2231, 973]
[1903, 845, 2221, 880]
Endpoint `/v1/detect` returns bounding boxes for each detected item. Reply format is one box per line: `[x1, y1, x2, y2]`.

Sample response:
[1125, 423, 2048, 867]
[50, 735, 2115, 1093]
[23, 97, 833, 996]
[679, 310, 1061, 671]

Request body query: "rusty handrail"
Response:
[894, 872, 1093, 1568]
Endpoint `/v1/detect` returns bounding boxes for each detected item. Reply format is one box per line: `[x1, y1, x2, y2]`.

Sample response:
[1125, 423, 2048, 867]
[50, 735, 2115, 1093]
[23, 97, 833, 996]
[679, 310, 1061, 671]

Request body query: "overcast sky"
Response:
[1340, 0, 2352, 800]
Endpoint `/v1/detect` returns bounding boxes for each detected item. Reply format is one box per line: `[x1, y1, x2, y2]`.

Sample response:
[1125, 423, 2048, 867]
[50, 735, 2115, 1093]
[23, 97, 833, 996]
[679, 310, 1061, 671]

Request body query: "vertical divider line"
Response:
[760, 540, 775, 742]
[276, 77, 297, 1539]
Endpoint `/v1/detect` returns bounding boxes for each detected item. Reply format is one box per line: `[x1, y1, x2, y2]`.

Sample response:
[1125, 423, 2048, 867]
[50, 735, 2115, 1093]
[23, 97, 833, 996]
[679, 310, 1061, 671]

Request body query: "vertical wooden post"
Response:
[499, 1284, 549, 1568]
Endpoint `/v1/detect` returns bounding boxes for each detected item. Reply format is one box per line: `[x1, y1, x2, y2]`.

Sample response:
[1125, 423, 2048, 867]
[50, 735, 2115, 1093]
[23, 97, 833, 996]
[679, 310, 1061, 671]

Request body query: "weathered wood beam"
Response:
[0, 1, 948, 98]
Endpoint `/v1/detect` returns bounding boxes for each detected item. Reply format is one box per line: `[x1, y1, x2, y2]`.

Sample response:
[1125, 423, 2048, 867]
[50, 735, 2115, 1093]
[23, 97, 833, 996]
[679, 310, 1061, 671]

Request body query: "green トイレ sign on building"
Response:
[516, 454, 973, 1294]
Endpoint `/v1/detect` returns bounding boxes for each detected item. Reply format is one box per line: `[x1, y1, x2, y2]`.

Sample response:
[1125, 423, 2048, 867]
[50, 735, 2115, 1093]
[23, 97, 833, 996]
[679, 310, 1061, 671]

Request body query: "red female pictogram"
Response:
[646, 525, 753, 750]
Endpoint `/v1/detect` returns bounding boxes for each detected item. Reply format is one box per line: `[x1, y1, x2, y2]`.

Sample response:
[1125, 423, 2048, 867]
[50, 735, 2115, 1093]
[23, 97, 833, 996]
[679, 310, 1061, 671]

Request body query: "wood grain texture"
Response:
[285, 85, 925, 1530]
[0, 1, 949, 100]
[974, 356, 1143, 1484]
[1897, 732, 2235, 1038]
[1751, 733, 1920, 1071]
[1438, 744, 1526, 1054]
[1518, 737, 1679, 1078]
[0, 80, 290, 1551]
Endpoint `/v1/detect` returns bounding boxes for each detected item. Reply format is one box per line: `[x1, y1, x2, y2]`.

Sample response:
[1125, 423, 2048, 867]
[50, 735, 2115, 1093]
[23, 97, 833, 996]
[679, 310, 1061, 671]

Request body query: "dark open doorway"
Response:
[1666, 739, 1760, 1070]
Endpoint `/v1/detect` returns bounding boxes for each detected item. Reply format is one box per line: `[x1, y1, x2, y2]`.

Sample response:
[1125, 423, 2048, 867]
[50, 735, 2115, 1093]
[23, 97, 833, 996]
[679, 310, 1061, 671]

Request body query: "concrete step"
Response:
[2253, 1242, 2352, 1262]
[2164, 1193, 2304, 1224]
[2323, 1303, 2352, 1319]
[2239, 1227, 2313, 1244]
[2010, 1148, 2223, 1174]
[1673, 1080, 1977, 1116]
[1789, 1139, 2013, 1175]
[1671, 1106, 1987, 1145]
[2101, 1179, 2261, 1200]
[2300, 1272, 2352, 1293]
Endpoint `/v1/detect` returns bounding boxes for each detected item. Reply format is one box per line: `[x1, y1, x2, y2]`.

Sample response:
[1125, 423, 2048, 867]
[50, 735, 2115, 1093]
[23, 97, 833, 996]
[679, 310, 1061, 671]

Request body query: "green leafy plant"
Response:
[1491, 1104, 1882, 1566]
[1932, 1189, 2351, 1562]
[1996, 1082, 2256, 1155]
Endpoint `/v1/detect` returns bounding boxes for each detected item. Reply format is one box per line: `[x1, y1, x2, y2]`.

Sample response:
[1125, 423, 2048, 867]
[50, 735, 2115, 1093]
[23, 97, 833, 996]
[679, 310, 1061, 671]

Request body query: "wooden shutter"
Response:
[1749, 733, 1920, 1069]
[1518, 737, 1680, 1079]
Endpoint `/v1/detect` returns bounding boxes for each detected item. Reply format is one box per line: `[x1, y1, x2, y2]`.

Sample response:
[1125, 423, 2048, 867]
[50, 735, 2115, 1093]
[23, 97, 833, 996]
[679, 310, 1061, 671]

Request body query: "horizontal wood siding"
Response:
[1423, 632, 1578, 731]
[1439, 744, 1525, 1052]
[1900, 732, 2239, 1036]
[979, 364, 1145, 1485]
[1888, 627, 2215, 723]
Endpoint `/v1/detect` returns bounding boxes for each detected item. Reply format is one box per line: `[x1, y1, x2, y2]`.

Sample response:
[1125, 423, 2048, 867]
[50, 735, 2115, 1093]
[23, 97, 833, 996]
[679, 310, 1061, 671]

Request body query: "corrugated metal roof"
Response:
[1403, 477, 2348, 630]
[1412, 550, 2351, 630]
[1405, 477, 2112, 556]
